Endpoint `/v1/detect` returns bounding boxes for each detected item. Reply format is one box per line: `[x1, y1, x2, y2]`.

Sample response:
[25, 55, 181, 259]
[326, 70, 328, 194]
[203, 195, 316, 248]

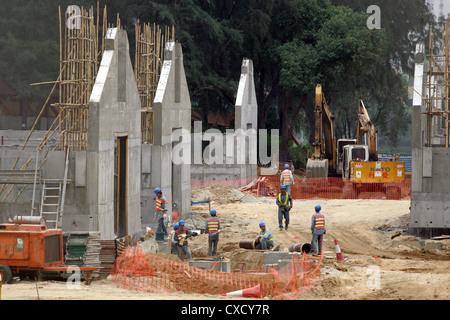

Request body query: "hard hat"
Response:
[259, 222, 266, 227]
[281, 185, 287, 190]
[315, 205, 321, 212]
[284, 164, 290, 169]
[174, 223, 179, 229]
[210, 209, 217, 216]
[179, 220, 185, 225]
[154, 188, 161, 195]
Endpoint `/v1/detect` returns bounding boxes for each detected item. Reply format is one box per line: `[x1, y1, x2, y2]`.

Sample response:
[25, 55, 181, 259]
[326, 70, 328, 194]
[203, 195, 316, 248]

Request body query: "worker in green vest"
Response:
[276, 185, 293, 231]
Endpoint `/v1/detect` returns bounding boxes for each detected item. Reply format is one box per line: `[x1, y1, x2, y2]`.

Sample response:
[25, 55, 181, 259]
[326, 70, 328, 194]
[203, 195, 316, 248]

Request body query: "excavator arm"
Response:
[356, 100, 378, 161]
[307, 84, 337, 177]
[312, 84, 337, 169]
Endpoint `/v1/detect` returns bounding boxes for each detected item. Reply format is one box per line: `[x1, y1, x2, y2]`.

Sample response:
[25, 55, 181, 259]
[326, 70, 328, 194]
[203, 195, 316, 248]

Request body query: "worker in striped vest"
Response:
[280, 164, 295, 194]
[205, 209, 221, 256]
[311, 205, 326, 256]
[154, 188, 168, 237]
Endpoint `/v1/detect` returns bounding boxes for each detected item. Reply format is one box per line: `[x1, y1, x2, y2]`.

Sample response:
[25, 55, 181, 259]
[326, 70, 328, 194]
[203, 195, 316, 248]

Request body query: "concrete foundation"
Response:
[188, 259, 231, 272]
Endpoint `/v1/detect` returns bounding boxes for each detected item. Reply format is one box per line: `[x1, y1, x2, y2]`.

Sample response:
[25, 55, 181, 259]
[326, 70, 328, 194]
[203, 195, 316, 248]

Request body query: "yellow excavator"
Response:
[306, 85, 405, 198]
[306, 84, 355, 178]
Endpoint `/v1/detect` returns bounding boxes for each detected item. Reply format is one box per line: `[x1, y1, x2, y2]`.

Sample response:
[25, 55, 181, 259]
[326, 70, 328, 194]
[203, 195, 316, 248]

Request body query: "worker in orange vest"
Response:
[205, 209, 221, 256]
[280, 164, 294, 194]
[154, 188, 168, 237]
[311, 205, 326, 256]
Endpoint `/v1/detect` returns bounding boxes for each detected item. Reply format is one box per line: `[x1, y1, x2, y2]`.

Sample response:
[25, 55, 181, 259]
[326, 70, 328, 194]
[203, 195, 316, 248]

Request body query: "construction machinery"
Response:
[0, 216, 97, 284]
[341, 100, 405, 198]
[306, 85, 405, 198]
[306, 84, 356, 178]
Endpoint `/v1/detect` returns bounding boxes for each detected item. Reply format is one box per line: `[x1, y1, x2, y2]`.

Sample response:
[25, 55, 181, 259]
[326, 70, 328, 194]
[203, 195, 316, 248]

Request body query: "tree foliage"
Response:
[0, 0, 434, 162]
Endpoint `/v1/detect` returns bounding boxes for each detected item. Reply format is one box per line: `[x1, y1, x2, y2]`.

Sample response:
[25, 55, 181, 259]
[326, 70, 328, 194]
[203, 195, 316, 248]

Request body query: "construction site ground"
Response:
[2, 185, 450, 300]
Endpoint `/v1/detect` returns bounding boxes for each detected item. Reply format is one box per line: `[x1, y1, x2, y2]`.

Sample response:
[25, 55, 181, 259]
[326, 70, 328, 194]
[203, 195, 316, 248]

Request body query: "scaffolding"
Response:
[52, 4, 107, 151]
[424, 18, 450, 148]
[135, 21, 175, 143]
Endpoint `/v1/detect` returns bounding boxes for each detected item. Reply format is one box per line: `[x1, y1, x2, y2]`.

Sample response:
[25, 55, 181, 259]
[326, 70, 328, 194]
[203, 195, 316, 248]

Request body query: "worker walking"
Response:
[205, 209, 221, 256]
[276, 185, 293, 231]
[255, 222, 280, 251]
[311, 205, 326, 256]
[280, 164, 294, 194]
[154, 188, 168, 237]
[174, 220, 197, 261]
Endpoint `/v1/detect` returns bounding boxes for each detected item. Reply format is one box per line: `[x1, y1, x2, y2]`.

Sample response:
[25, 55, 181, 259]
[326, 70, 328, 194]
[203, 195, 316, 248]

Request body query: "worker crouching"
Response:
[206, 209, 221, 256]
[255, 222, 280, 251]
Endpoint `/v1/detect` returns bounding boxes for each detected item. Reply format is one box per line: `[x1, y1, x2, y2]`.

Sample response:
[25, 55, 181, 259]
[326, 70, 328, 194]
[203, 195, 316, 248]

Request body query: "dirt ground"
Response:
[2, 185, 449, 300]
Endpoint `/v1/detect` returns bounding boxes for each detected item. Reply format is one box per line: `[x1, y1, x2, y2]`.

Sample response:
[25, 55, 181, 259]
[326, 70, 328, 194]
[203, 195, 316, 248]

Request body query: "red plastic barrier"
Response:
[111, 244, 322, 299]
[199, 176, 412, 200]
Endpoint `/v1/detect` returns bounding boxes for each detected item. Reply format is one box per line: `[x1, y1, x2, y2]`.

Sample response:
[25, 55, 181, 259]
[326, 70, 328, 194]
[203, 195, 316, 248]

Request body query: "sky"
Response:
[428, 0, 450, 18]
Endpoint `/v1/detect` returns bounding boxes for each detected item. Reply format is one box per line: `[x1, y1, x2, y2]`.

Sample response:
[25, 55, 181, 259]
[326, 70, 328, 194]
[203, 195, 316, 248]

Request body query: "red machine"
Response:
[0, 216, 97, 284]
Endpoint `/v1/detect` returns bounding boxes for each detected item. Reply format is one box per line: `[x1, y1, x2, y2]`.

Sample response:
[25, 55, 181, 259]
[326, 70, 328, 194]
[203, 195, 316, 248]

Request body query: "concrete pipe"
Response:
[239, 239, 258, 250]
[288, 243, 312, 254]
[10, 216, 47, 226]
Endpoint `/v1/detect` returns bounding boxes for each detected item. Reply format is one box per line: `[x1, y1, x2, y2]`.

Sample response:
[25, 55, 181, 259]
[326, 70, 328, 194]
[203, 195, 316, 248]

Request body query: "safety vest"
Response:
[278, 193, 291, 208]
[176, 229, 187, 245]
[314, 214, 325, 229]
[156, 197, 168, 211]
[207, 218, 219, 233]
[260, 230, 274, 242]
[282, 169, 291, 183]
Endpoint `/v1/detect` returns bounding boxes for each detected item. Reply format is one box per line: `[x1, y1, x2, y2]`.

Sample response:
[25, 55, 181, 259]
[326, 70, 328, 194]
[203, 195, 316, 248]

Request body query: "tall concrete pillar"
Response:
[409, 43, 450, 238]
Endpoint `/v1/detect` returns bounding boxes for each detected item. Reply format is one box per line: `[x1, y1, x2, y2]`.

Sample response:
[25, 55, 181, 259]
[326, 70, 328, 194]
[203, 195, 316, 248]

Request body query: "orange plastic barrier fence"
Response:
[192, 176, 411, 200]
[111, 244, 322, 299]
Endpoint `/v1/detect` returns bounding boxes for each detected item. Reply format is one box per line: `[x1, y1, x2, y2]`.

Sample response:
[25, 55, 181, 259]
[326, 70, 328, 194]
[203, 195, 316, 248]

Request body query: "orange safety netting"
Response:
[111, 243, 322, 299]
[192, 176, 411, 200]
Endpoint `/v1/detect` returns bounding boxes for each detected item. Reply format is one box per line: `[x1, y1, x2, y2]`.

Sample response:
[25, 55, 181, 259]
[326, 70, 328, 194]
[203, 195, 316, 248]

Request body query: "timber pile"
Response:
[240, 177, 276, 197]
[84, 232, 101, 279]
[98, 240, 118, 277]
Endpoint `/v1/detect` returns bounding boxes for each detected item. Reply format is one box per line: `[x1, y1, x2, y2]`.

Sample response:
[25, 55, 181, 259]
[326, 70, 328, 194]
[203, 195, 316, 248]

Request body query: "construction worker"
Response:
[205, 209, 221, 256]
[169, 223, 179, 254]
[276, 185, 293, 231]
[280, 164, 294, 194]
[174, 220, 197, 261]
[311, 205, 326, 256]
[255, 222, 279, 251]
[154, 188, 168, 237]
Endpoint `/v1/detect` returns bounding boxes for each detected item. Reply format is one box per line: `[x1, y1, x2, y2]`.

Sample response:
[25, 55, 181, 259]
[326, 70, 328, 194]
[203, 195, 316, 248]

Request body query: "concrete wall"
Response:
[0, 29, 142, 241]
[409, 43, 450, 238]
[190, 58, 258, 182]
[87, 28, 142, 239]
[141, 42, 191, 225]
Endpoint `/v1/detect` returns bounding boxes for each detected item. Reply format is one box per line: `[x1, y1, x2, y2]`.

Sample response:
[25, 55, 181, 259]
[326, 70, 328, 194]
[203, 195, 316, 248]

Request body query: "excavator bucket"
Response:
[306, 159, 329, 178]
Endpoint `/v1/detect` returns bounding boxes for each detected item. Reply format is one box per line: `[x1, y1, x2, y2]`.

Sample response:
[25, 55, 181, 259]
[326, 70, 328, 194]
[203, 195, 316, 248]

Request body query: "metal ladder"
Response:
[39, 180, 62, 228]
